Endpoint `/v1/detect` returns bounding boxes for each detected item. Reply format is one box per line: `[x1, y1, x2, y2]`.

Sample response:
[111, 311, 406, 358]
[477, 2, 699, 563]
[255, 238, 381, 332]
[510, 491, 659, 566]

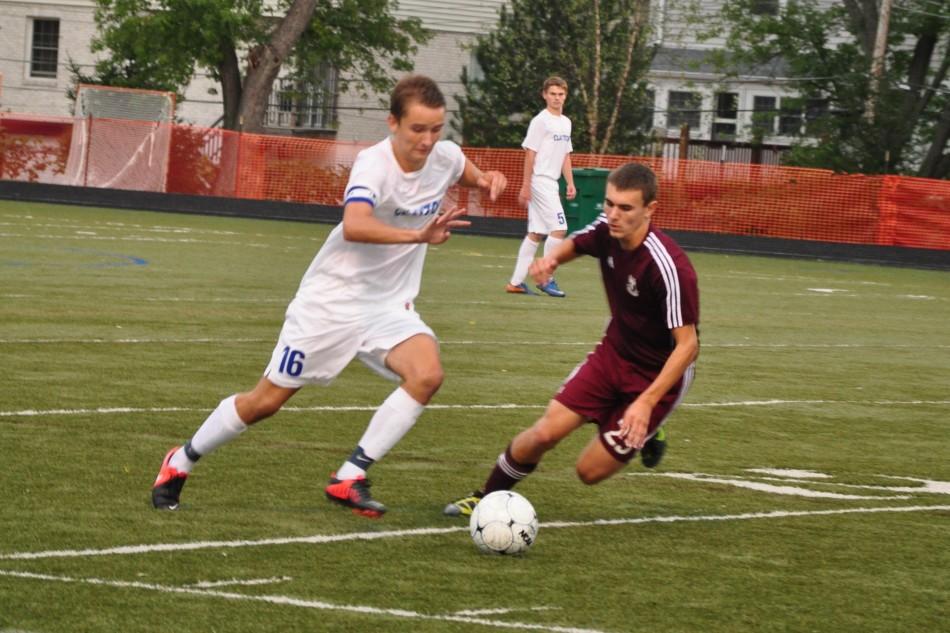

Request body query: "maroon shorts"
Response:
[554, 341, 694, 462]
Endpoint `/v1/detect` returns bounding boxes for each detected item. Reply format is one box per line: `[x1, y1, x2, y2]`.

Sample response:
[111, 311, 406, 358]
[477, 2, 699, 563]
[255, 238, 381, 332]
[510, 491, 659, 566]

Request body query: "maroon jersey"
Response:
[571, 220, 699, 372]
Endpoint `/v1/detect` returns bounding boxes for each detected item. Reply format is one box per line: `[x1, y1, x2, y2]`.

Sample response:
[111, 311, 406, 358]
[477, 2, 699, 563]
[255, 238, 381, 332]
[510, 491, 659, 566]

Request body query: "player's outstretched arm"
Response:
[418, 207, 471, 245]
[342, 200, 463, 244]
[618, 324, 699, 449]
[458, 158, 507, 201]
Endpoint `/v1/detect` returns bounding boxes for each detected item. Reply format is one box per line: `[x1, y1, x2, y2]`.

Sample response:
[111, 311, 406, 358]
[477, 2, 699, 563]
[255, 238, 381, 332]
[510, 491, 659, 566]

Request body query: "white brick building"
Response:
[0, 0, 832, 150]
[0, 0, 505, 142]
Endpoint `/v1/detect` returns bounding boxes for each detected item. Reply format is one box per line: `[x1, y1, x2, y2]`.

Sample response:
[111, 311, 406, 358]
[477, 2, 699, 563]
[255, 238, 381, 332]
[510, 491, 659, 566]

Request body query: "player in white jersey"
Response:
[151, 75, 507, 517]
[506, 76, 576, 298]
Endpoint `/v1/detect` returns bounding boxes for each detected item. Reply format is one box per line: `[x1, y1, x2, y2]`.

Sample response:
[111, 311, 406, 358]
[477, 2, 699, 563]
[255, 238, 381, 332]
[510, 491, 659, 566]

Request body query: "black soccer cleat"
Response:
[151, 446, 188, 510]
[640, 427, 667, 469]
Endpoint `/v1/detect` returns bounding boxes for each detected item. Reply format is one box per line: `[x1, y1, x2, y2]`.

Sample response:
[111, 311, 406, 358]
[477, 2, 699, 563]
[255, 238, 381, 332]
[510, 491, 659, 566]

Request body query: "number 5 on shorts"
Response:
[278, 346, 306, 377]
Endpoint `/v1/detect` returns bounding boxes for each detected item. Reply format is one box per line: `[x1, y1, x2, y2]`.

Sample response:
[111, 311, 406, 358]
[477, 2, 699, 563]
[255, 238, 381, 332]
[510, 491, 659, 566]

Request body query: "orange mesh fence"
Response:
[230, 132, 367, 203]
[877, 175, 950, 250]
[0, 113, 72, 182]
[1, 113, 947, 251]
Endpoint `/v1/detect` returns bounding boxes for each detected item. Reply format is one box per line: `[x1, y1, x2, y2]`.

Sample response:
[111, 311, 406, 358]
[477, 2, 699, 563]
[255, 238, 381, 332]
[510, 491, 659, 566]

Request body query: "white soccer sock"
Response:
[335, 387, 424, 480]
[170, 395, 247, 473]
[509, 236, 540, 286]
[543, 236, 563, 258]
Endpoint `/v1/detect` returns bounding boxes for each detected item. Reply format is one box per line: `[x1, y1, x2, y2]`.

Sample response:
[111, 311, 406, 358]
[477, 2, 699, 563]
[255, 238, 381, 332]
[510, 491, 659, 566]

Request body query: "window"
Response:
[467, 50, 485, 83]
[779, 97, 804, 136]
[713, 92, 738, 141]
[712, 123, 737, 141]
[752, 95, 778, 137]
[667, 91, 701, 131]
[751, 94, 827, 139]
[751, 0, 780, 16]
[716, 92, 738, 119]
[266, 64, 338, 131]
[804, 98, 829, 134]
[30, 18, 59, 78]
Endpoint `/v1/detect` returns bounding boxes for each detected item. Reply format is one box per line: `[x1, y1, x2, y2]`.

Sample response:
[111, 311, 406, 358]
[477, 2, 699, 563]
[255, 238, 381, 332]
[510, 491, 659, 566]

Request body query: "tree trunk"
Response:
[598, 3, 647, 154]
[917, 101, 950, 179]
[218, 38, 243, 130]
[888, 19, 946, 171]
[237, 0, 319, 133]
[842, 0, 878, 57]
[587, 0, 602, 151]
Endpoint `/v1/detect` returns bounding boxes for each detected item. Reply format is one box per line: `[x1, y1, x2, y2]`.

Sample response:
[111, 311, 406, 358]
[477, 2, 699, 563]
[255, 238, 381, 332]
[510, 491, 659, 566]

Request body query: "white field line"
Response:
[0, 232, 273, 248]
[681, 399, 950, 408]
[0, 215, 324, 243]
[2, 504, 948, 562]
[709, 271, 892, 285]
[0, 337, 947, 351]
[0, 338, 271, 344]
[0, 404, 542, 417]
[633, 473, 909, 500]
[633, 472, 950, 495]
[186, 576, 292, 588]
[0, 570, 605, 633]
[452, 607, 561, 616]
[2, 399, 949, 419]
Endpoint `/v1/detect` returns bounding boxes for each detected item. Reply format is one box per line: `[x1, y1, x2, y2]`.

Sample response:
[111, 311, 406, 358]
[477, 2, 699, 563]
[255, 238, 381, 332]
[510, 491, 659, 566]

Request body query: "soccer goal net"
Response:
[62, 85, 176, 191]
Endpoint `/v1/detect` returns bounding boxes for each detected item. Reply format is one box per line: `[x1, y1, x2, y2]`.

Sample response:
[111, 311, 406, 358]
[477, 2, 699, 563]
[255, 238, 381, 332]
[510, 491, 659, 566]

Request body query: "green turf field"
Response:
[1, 200, 948, 633]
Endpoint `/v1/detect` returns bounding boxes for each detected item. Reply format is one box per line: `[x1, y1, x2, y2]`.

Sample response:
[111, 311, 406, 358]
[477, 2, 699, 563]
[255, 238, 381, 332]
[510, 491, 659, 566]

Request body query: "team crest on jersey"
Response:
[626, 275, 639, 297]
[395, 199, 441, 217]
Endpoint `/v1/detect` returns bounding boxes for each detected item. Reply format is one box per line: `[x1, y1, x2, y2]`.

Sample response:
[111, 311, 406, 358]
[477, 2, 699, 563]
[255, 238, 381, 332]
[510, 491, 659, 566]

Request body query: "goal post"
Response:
[63, 84, 177, 191]
[75, 84, 176, 122]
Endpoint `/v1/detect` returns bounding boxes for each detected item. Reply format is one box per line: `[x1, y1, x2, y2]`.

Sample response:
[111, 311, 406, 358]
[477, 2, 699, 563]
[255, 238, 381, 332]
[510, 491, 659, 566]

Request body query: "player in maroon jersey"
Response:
[445, 162, 699, 517]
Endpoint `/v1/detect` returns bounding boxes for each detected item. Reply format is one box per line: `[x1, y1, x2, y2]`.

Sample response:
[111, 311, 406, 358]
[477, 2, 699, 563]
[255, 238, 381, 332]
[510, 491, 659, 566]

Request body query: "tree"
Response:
[704, 0, 949, 178]
[86, 0, 430, 132]
[456, 0, 657, 155]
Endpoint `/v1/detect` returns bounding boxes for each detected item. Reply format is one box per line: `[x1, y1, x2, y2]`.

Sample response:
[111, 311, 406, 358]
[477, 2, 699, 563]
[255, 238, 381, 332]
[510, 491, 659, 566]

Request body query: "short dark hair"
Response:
[390, 75, 446, 120]
[607, 163, 658, 205]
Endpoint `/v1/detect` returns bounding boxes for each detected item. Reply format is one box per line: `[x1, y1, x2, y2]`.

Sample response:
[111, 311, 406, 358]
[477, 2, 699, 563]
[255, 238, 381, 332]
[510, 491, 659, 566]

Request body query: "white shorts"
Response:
[263, 303, 435, 388]
[527, 177, 567, 235]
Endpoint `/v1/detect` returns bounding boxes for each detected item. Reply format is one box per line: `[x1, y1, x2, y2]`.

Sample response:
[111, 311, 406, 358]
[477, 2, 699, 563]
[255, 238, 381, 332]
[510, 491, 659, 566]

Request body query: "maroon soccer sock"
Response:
[483, 444, 538, 494]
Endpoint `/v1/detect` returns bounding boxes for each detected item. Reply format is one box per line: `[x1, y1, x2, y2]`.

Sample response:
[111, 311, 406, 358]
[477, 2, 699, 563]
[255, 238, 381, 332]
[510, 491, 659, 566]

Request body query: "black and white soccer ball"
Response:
[469, 490, 539, 555]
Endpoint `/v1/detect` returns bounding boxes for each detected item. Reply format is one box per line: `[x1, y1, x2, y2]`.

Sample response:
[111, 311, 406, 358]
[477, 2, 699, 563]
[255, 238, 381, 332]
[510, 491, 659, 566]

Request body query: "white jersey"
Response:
[291, 137, 465, 316]
[522, 109, 573, 181]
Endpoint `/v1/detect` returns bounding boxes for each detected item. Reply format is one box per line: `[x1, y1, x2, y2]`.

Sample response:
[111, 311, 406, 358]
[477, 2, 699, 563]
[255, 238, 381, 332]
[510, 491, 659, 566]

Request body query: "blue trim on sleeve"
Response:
[344, 196, 376, 207]
[345, 185, 373, 197]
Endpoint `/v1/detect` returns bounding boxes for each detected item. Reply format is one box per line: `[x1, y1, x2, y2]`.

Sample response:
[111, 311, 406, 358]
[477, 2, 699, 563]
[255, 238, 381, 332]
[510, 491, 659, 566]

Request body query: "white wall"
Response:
[334, 31, 477, 142]
[0, 0, 97, 116]
[1, 0, 845, 148]
[0, 0, 502, 132]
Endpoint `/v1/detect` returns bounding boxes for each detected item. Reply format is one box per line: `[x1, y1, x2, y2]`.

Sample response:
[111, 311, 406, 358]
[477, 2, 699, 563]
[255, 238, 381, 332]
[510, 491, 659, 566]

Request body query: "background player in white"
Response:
[447, 163, 699, 517]
[152, 75, 507, 517]
[506, 76, 577, 298]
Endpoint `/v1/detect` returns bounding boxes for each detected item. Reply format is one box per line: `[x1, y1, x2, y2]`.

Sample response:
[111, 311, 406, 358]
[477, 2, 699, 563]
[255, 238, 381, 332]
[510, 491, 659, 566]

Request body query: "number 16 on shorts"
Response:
[278, 346, 306, 377]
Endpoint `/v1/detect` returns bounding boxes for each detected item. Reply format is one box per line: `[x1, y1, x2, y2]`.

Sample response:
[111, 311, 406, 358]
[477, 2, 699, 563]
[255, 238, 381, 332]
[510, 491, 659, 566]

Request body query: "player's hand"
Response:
[565, 184, 577, 200]
[529, 256, 558, 285]
[420, 207, 471, 244]
[518, 185, 531, 208]
[477, 170, 508, 201]
[619, 399, 652, 450]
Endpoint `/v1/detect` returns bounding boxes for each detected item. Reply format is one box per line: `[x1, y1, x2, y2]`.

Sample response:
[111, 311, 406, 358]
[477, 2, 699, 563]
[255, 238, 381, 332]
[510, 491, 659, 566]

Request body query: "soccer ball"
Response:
[469, 490, 539, 555]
